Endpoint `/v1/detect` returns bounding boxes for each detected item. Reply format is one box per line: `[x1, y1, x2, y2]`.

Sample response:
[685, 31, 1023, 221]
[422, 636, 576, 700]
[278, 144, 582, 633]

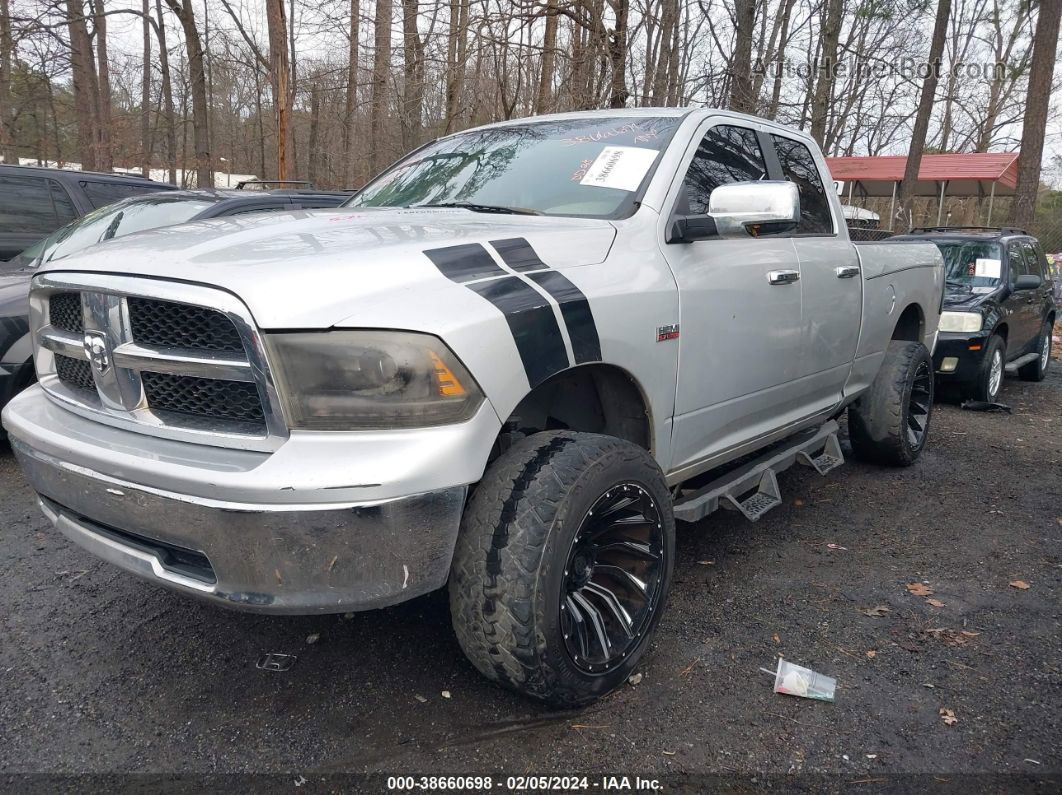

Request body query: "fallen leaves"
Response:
[925, 627, 978, 646]
[865, 650, 877, 658]
[860, 605, 891, 617]
[939, 708, 958, 726]
[906, 583, 934, 596]
[1009, 580, 1031, 590]
[926, 598, 946, 608]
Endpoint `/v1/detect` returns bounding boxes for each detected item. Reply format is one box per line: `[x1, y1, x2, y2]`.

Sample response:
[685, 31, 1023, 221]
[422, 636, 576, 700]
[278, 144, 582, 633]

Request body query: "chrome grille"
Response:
[49, 293, 83, 333]
[31, 274, 287, 451]
[128, 298, 244, 353]
[142, 371, 265, 427]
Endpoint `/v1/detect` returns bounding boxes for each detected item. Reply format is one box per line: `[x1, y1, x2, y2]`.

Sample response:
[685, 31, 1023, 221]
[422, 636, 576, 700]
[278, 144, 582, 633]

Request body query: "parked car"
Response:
[0, 164, 177, 261]
[889, 226, 1056, 402]
[0, 189, 351, 428]
[2, 109, 944, 705]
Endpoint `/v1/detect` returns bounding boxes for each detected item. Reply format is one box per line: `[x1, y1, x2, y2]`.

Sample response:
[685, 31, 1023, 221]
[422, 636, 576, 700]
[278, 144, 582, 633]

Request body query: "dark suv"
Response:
[891, 226, 1056, 401]
[0, 165, 176, 261]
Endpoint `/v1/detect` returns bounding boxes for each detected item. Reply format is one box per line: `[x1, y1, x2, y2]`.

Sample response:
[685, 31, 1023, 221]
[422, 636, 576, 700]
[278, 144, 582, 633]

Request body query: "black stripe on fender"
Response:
[489, 237, 547, 272]
[527, 270, 602, 363]
[467, 276, 569, 387]
[424, 243, 507, 283]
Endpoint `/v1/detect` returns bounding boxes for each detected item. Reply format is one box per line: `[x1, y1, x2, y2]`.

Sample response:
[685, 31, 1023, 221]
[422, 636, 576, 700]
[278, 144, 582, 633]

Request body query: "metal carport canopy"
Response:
[824, 152, 1020, 198]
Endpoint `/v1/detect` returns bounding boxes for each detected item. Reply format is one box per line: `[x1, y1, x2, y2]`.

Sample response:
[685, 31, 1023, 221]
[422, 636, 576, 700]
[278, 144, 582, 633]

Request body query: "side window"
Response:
[1020, 241, 1043, 279]
[770, 135, 834, 235]
[78, 180, 168, 210]
[49, 180, 77, 226]
[682, 125, 766, 216]
[0, 175, 65, 235]
[1008, 244, 1027, 285]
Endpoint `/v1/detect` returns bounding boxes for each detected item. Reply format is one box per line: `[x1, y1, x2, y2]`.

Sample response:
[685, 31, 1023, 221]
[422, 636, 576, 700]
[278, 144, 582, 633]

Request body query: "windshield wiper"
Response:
[946, 278, 972, 290]
[413, 201, 541, 216]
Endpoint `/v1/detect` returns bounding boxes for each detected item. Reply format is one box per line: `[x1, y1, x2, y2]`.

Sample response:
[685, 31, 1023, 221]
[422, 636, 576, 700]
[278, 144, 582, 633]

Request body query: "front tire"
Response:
[449, 431, 675, 707]
[848, 340, 934, 466]
[1018, 321, 1053, 382]
[966, 334, 1006, 401]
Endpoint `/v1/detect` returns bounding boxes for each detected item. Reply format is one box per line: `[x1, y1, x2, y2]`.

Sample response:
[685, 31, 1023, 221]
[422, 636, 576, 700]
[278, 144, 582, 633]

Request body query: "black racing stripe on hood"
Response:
[424, 243, 507, 283]
[466, 276, 569, 387]
[526, 270, 602, 363]
[490, 237, 547, 272]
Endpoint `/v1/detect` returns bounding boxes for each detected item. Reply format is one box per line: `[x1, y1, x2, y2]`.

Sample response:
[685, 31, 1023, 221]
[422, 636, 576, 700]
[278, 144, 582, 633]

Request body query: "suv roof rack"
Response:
[909, 225, 1027, 236]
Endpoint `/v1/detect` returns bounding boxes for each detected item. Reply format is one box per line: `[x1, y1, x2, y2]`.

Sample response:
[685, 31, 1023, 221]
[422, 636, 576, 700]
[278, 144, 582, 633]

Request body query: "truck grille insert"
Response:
[128, 298, 244, 353]
[142, 371, 265, 427]
[49, 293, 83, 333]
[36, 279, 280, 445]
[55, 353, 95, 392]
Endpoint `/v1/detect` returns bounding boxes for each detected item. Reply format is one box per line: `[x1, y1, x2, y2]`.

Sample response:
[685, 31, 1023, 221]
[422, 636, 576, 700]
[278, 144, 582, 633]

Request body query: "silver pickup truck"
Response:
[2, 108, 943, 706]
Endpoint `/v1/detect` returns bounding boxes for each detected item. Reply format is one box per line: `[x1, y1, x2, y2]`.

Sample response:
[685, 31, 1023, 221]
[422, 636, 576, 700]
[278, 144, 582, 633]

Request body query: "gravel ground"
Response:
[0, 350, 1059, 788]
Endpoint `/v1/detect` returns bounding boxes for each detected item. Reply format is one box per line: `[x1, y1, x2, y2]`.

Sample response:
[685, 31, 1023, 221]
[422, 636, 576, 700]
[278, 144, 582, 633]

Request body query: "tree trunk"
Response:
[0, 0, 18, 164]
[402, 0, 424, 150]
[308, 80, 320, 185]
[141, 0, 152, 175]
[607, 0, 629, 107]
[896, 0, 951, 229]
[370, 0, 392, 172]
[92, 0, 113, 170]
[65, 0, 100, 170]
[534, 0, 558, 114]
[651, 0, 677, 106]
[342, 0, 359, 187]
[156, 0, 176, 183]
[1008, 0, 1061, 228]
[265, 0, 292, 181]
[165, 0, 211, 187]
[444, 0, 468, 132]
[729, 0, 756, 113]
[808, 0, 842, 147]
[766, 0, 795, 118]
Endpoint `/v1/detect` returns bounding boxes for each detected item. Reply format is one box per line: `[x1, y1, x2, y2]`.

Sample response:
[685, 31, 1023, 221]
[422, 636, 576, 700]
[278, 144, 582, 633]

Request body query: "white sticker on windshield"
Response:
[579, 146, 659, 192]
[974, 258, 1001, 278]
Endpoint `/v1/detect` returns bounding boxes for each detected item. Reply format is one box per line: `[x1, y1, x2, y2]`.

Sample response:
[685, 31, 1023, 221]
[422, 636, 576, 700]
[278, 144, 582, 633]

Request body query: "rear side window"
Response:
[682, 125, 767, 215]
[1008, 244, 1027, 284]
[78, 180, 169, 210]
[49, 181, 77, 225]
[0, 174, 71, 235]
[770, 135, 834, 235]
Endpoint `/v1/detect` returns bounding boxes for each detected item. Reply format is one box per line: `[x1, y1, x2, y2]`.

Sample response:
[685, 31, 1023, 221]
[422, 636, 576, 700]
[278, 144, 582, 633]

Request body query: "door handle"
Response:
[835, 265, 860, 279]
[767, 269, 800, 285]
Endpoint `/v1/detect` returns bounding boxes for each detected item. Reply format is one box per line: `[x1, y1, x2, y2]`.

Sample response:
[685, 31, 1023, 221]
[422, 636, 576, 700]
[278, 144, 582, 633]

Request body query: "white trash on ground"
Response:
[761, 658, 836, 702]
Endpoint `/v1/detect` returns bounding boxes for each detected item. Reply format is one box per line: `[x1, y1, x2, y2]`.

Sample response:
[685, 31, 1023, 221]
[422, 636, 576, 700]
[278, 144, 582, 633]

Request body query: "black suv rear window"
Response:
[78, 180, 170, 210]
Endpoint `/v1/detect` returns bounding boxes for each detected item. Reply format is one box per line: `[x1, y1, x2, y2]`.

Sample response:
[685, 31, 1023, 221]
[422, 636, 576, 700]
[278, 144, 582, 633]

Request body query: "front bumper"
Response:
[3, 386, 501, 613]
[932, 333, 989, 381]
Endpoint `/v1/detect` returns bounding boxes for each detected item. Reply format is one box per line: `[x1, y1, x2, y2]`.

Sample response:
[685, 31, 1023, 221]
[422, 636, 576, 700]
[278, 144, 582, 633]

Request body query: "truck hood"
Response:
[942, 286, 999, 309]
[38, 208, 617, 328]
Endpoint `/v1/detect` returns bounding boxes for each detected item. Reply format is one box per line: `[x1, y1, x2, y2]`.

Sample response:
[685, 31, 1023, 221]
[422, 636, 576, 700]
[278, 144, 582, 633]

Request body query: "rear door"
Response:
[660, 121, 805, 472]
[1004, 241, 1038, 354]
[0, 174, 78, 260]
[768, 133, 861, 406]
[1020, 240, 1051, 342]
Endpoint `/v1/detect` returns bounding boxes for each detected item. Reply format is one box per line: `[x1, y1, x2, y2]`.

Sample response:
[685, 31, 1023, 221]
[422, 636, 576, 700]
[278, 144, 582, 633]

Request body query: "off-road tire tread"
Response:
[449, 431, 670, 707]
[848, 340, 932, 467]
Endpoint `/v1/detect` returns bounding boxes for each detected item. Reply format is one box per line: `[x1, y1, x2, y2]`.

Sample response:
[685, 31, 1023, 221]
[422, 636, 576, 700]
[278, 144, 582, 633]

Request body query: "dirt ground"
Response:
[0, 342, 1059, 790]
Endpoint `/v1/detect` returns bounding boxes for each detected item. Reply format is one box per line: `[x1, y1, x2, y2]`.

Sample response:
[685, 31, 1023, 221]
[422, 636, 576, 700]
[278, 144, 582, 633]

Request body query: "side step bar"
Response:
[1004, 352, 1038, 374]
[673, 421, 843, 524]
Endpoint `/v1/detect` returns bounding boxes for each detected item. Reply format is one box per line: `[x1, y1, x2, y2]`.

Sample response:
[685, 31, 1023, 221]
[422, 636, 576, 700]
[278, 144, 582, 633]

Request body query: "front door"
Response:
[1004, 242, 1039, 354]
[661, 122, 805, 473]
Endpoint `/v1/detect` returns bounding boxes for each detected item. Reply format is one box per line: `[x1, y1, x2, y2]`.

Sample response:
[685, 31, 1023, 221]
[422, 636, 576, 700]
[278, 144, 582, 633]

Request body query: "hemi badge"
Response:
[657, 324, 680, 342]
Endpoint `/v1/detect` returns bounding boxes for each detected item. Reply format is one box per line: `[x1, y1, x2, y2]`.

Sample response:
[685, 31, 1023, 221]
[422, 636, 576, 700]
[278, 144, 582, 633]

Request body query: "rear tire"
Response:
[848, 340, 934, 466]
[1018, 321, 1052, 382]
[449, 431, 674, 707]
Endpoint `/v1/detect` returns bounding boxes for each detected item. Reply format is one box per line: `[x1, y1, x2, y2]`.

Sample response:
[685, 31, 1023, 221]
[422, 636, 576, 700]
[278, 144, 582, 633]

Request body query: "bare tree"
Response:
[0, 0, 16, 163]
[1009, 0, 1061, 227]
[66, 0, 100, 169]
[342, 0, 360, 187]
[728, 0, 757, 112]
[164, 0, 211, 186]
[809, 0, 843, 147]
[370, 0, 393, 171]
[265, 0, 292, 179]
[156, 0, 177, 182]
[140, 0, 151, 174]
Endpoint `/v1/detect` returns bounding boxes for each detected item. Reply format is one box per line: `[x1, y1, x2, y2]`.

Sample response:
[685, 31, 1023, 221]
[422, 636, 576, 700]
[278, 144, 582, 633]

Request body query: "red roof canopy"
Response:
[825, 152, 1019, 198]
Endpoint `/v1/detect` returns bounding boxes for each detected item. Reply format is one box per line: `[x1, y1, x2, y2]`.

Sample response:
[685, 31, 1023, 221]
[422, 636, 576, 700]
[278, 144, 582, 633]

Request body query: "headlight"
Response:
[266, 330, 484, 430]
[938, 311, 983, 333]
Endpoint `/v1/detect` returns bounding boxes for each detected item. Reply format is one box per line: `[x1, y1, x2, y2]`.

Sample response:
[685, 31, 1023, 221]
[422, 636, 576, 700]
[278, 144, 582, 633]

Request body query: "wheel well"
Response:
[1047, 311, 1056, 326]
[891, 304, 924, 343]
[494, 365, 651, 456]
[994, 323, 1008, 343]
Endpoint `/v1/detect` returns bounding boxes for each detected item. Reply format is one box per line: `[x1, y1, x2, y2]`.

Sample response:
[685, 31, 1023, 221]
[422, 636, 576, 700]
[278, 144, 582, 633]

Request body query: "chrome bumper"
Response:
[11, 438, 466, 614]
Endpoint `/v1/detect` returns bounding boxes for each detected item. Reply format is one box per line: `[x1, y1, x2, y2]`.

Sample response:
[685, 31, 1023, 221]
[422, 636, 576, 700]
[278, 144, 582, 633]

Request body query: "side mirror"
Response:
[709, 181, 801, 239]
[1013, 274, 1042, 290]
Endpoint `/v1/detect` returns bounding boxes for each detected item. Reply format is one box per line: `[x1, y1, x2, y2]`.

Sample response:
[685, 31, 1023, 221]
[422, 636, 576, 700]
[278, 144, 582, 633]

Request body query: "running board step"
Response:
[1004, 352, 1038, 374]
[673, 420, 843, 524]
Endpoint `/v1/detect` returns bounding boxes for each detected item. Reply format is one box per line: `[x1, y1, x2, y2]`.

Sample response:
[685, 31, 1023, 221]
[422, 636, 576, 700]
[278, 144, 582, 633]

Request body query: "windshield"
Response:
[40, 196, 217, 265]
[347, 116, 682, 219]
[935, 241, 1003, 292]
